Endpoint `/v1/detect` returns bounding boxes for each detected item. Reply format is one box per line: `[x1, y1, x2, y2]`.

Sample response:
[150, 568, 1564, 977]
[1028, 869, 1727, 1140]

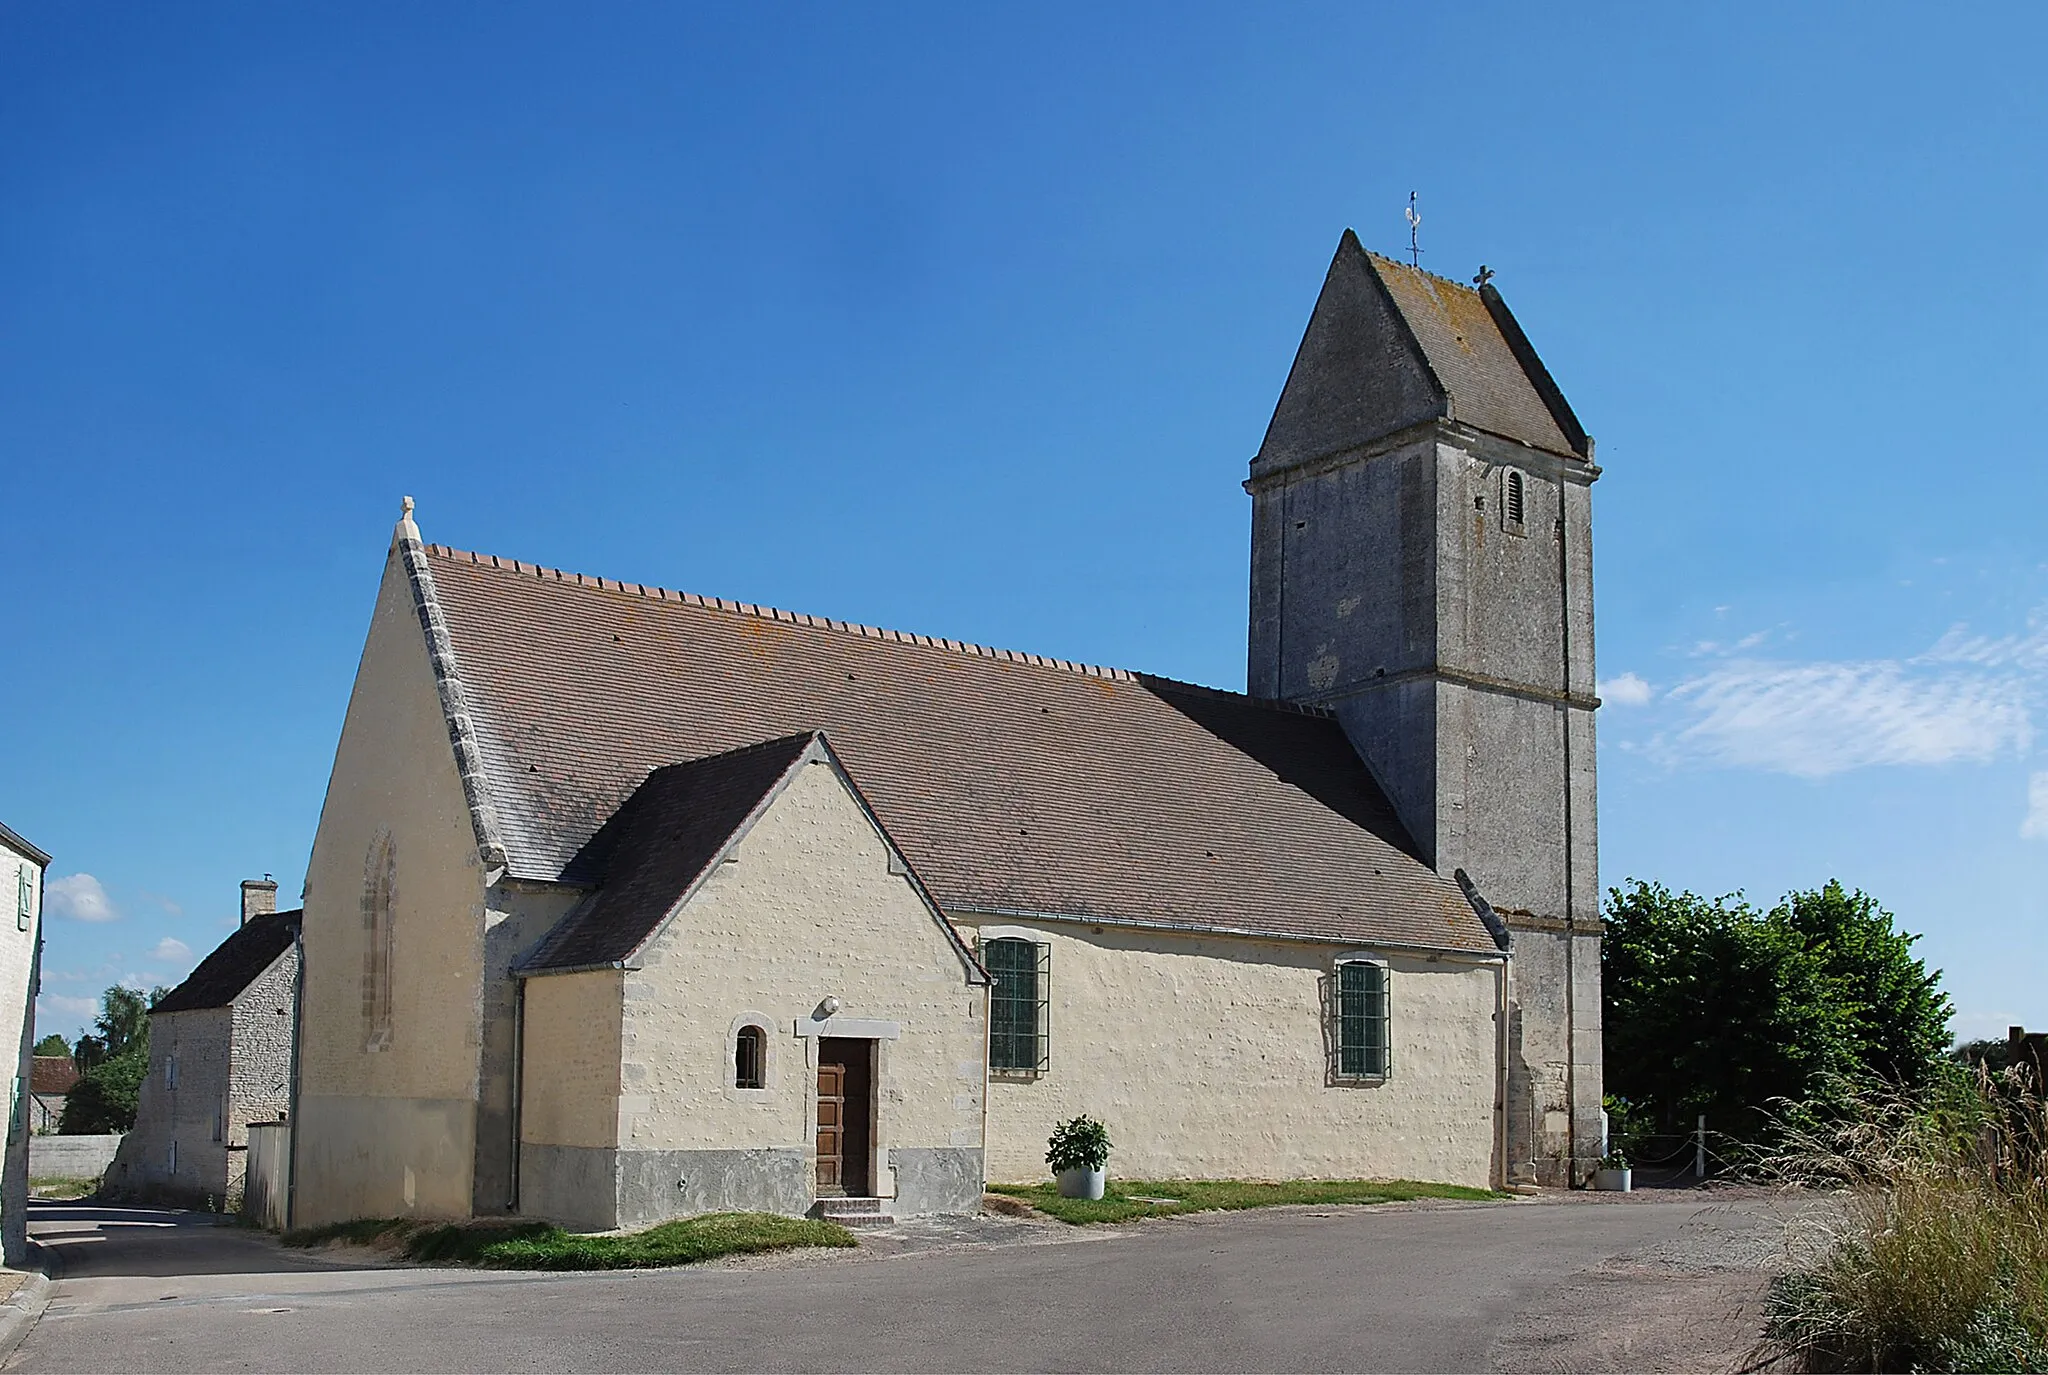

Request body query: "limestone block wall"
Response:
[294, 548, 491, 1227]
[1504, 919, 1604, 1187]
[227, 949, 298, 1193]
[518, 970, 622, 1229]
[955, 917, 1503, 1191]
[520, 759, 988, 1228]
[105, 1007, 235, 1209]
[473, 883, 580, 1217]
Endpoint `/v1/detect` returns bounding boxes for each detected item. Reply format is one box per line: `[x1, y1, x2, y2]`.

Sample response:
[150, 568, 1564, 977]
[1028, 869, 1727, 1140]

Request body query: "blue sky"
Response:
[4, 3, 2043, 1046]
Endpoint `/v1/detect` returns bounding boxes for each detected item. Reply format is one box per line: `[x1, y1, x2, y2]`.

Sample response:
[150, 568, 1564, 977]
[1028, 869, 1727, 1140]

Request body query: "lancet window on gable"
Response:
[361, 832, 397, 1051]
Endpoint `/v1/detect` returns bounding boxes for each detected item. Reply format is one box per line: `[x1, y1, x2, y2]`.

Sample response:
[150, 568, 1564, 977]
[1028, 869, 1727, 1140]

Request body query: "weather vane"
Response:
[1404, 192, 1422, 268]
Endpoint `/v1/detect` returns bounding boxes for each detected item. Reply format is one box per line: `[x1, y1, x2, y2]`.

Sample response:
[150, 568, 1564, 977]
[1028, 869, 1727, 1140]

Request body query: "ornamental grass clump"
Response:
[1761, 1068, 2048, 1373]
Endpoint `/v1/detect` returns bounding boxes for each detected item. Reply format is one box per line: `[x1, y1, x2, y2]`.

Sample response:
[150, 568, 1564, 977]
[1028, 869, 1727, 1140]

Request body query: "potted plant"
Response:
[1593, 1149, 1632, 1192]
[1047, 1115, 1112, 1200]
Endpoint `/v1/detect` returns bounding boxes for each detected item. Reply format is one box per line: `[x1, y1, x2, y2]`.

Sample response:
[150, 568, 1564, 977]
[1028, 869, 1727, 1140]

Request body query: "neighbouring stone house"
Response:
[0, 822, 48, 1264]
[291, 231, 1605, 1230]
[29, 1055, 77, 1134]
[106, 881, 300, 1210]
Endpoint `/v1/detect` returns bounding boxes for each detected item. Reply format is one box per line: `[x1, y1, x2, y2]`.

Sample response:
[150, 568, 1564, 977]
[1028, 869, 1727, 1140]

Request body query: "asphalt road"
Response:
[11, 1195, 1783, 1372]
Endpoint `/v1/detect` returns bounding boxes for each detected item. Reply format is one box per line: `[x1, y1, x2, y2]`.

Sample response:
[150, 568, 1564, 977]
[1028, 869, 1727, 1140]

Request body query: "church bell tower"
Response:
[1247, 231, 1603, 1187]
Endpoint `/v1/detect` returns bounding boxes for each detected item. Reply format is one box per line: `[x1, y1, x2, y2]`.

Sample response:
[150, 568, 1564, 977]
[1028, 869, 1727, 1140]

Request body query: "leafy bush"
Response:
[1604, 879, 1952, 1153]
[1761, 1069, 2048, 1372]
[1046, 1115, 1112, 1173]
[60, 1050, 146, 1133]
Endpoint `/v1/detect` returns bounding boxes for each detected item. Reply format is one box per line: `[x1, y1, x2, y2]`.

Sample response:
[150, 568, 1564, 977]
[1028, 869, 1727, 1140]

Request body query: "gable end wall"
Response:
[293, 546, 493, 1226]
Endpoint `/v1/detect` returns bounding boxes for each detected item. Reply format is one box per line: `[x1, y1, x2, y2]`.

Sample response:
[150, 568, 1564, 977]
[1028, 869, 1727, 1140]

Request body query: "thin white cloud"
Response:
[1599, 672, 1654, 707]
[45, 873, 118, 923]
[1657, 658, 2032, 778]
[1922, 616, 2048, 673]
[1640, 606, 2048, 779]
[2023, 772, 2048, 842]
[151, 937, 192, 963]
[36, 993, 97, 1024]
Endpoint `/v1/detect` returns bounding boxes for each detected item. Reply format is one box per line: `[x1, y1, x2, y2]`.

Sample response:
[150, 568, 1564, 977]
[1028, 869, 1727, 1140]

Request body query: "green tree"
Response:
[58, 984, 168, 1132]
[1602, 879, 1952, 1152]
[59, 1052, 146, 1134]
[70, 984, 164, 1073]
[32, 1033, 70, 1057]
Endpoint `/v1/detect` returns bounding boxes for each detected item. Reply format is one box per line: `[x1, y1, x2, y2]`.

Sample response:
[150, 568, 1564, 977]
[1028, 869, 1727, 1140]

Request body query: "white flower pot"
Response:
[1593, 1167, 1632, 1192]
[1056, 1167, 1106, 1200]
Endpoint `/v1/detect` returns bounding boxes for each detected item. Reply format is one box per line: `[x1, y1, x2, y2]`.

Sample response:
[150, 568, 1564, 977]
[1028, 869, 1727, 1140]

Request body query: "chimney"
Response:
[241, 875, 278, 925]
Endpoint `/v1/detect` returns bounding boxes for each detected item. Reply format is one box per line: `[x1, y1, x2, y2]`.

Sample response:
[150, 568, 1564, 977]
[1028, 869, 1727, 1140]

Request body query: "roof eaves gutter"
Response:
[945, 902, 1506, 964]
[395, 515, 512, 882]
[0, 822, 51, 869]
[513, 959, 629, 980]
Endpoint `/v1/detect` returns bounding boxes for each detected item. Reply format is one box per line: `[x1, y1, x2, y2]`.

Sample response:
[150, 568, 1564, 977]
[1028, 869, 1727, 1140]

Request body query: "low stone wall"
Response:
[30, 1133, 122, 1180]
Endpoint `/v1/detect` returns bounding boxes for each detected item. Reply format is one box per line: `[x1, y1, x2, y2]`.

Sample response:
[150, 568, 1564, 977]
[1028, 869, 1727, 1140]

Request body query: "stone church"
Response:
[288, 231, 1603, 1230]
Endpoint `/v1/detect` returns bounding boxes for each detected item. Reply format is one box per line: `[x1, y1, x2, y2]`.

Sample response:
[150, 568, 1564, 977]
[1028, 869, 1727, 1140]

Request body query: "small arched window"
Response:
[1504, 469, 1526, 529]
[734, 1025, 766, 1090]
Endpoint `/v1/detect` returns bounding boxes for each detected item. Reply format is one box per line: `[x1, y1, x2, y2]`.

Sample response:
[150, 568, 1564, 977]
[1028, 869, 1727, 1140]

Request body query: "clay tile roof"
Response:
[1365, 251, 1585, 458]
[31, 1056, 78, 1095]
[153, 909, 301, 1014]
[519, 734, 817, 971]
[422, 546, 1495, 955]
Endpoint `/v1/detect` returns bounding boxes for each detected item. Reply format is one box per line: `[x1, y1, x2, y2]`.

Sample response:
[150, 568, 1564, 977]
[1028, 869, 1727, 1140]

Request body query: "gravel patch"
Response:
[1490, 1196, 1810, 1374]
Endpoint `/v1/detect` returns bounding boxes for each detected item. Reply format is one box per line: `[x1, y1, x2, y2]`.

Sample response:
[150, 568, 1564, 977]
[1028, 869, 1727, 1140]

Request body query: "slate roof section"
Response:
[30, 1056, 78, 1096]
[1367, 250, 1586, 459]
[519, 734, 815, 971]
[1253, 231, 1589, 471]
[420, 545, 1497, 955]
[153, 909, 301, 1014]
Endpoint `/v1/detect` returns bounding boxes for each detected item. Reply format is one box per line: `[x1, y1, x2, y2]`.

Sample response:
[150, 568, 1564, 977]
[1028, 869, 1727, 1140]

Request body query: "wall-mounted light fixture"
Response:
[815, 996, 843, 1019]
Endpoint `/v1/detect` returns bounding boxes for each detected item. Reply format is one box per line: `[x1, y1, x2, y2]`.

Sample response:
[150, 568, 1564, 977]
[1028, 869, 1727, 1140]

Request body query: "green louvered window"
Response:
[982, 937, 1049, 1074]
[1334, 961, 1391, 1079]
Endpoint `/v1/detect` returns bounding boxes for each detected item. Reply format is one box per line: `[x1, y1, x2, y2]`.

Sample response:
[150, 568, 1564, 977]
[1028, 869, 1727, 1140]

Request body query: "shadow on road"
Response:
[28, 1199, 375, 1280]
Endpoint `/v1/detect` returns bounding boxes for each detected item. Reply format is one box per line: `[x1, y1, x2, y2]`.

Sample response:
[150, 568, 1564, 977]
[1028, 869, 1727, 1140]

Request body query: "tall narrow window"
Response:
[165, 1055, 177, 1089]
[1504, 469, 1526, 530]
[983, 937, 1050, 1073]
[734, 1025, 765, 1090]
[1332, 960, 1392, 1080]
[16, 866, 32, 932]
[167, 1139, 177, 1174]
[361, 833, 397, 1051]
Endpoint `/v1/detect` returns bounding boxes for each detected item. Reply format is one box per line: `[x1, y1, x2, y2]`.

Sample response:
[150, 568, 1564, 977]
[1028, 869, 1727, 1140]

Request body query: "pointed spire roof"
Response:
[1254, 230, 1590, 470]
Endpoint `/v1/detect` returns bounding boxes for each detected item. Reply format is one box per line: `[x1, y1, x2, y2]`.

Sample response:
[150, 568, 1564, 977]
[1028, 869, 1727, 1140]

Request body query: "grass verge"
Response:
[284, 1211, 857, 1269]
[28, 1176, 98, 1200]
[986, 1177, 1502, 1224]
[1761, 1070, 2048, 1372]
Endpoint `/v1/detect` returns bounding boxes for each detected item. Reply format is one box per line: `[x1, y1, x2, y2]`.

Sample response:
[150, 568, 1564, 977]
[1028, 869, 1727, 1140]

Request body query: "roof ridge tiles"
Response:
[423, 542, 1142, 684]
[1364, 247, 1484, 296]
